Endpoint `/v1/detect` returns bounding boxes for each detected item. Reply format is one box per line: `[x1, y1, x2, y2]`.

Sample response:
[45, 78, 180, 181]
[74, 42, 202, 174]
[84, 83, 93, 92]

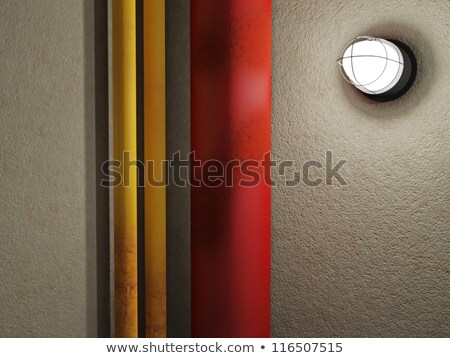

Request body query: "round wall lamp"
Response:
[337, 36, 417, 102]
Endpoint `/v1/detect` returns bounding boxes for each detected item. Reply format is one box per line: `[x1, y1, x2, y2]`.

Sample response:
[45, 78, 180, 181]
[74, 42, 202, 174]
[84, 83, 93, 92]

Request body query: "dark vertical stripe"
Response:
[94, 0, 111, 338]
[166, 0, 191, 338]
[136, 0, 146, 338]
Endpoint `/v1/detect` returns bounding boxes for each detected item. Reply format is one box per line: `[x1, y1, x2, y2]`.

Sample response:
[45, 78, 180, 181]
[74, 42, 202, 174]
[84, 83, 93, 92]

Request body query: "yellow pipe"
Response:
[112, 0, 138, 338]
[144, 0, 166, 337]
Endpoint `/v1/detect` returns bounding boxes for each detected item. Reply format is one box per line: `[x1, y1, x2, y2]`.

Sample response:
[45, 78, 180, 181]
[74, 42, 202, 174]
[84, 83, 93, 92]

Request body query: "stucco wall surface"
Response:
[1, 0, 449, 338]
[0, 0, 97, 337]
[272, 0, 450, 337]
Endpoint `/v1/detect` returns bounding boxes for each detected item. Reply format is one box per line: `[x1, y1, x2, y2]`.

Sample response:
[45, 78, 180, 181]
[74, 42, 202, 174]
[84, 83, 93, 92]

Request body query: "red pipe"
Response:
[191, 0, 271, 337]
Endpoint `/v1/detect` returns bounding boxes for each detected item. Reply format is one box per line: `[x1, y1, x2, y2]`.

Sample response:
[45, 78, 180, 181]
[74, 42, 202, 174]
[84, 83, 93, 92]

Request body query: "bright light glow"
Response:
[339, 37, 404, 95]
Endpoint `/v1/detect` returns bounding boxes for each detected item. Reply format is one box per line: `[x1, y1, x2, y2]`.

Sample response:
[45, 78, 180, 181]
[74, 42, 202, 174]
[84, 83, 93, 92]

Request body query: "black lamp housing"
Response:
[364, 40, 417, 102]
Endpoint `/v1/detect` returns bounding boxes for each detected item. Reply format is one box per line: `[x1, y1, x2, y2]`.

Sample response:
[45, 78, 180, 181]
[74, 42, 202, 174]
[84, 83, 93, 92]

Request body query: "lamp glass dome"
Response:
[338, 37, 404, 95]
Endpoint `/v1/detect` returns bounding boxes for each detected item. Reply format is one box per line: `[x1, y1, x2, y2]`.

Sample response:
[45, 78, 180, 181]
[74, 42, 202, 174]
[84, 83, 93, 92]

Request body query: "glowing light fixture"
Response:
[338, 36, 417, 102]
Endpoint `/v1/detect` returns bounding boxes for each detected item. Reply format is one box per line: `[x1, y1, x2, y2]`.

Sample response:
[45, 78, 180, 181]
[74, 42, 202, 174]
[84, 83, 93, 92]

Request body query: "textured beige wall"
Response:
[272, 0, 450, 337]
[0, 0, 98, 337]
[2, 0, 449, 338]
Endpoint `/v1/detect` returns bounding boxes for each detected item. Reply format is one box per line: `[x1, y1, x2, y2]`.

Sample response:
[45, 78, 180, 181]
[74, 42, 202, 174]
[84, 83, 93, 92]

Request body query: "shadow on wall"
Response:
[84, 0, 111, 338]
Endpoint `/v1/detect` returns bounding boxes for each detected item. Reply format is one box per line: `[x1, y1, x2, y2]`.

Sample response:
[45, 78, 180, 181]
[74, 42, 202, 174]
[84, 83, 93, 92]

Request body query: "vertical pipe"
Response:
[144, 0, 167, 337]
[191, 0, 272, 337]
[112, 0, 138, 338]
